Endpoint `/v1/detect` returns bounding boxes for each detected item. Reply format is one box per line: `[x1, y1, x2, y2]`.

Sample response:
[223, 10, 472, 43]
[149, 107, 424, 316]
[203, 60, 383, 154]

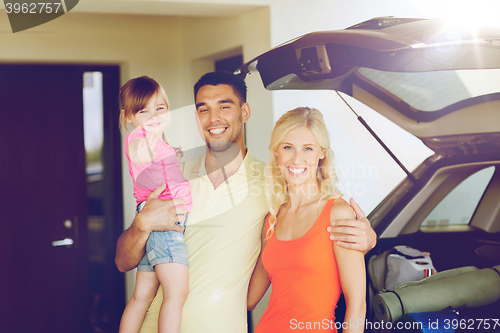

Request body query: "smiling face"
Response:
[195, 84, 250, 153]
[275, 126, 326, 188]
[126, 92, 169, 136]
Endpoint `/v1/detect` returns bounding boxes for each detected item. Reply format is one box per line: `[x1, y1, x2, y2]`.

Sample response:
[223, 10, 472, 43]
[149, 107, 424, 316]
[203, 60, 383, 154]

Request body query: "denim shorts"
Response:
[136, 201, 189, 271]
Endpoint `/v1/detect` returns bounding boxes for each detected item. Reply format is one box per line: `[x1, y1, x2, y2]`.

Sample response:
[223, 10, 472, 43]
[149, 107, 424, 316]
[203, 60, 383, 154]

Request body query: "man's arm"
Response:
[328, 198, 377, 254]
[247, 216, 271, 311]
[115, 184, 187, 272]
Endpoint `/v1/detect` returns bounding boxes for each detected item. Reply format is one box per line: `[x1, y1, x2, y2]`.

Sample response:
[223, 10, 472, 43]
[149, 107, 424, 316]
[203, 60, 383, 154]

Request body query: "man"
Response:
[115, 72, 376, 332]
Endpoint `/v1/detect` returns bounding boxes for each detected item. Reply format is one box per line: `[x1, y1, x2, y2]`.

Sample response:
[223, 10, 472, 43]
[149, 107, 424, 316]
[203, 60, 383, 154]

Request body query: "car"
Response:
[238, 17, 500, 332]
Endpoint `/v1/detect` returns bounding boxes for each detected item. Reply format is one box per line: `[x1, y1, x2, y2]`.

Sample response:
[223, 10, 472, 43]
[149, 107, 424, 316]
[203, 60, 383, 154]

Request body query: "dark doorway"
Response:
[215, 54, 243, 73]
[0, 64, 124, 333]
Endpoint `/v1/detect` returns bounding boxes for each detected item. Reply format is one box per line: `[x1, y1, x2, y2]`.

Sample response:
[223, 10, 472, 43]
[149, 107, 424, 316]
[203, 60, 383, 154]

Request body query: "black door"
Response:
[0, 64, 124, 333]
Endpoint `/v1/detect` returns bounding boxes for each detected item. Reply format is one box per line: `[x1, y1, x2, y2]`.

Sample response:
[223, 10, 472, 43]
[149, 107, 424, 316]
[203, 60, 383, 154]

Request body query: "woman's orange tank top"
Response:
[255, 198, 342, 333]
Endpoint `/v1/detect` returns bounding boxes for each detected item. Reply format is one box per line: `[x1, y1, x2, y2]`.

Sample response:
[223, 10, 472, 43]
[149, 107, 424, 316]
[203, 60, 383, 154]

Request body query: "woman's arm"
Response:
[328, 198, 376, 254]
[247, 215, 271, 311]
[331, 201, 366, 333]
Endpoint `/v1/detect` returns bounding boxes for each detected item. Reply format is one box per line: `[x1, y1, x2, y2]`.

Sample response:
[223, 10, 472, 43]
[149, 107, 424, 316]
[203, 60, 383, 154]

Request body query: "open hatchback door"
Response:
[239, 17, 500, 149]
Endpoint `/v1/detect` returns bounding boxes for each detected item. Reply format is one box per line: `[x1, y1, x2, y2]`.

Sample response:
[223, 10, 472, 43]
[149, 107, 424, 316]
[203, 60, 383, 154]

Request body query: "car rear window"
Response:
[421, 166, 495, 227]
[358, 67, 500, 112]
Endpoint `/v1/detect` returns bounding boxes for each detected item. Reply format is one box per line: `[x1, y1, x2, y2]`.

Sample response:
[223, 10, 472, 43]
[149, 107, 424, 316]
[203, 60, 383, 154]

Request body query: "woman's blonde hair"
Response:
[119, 76, 169, 132]
[265, 107, 341, 239]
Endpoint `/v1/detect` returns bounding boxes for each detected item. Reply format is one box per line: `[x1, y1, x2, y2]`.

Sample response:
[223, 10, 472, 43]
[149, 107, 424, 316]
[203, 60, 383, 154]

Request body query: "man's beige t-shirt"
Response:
[140, 152, 268, 333]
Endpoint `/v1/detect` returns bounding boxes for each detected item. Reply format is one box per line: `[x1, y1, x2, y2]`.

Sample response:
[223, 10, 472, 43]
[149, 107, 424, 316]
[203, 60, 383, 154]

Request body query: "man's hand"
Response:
[136, 183, 187, 234]
[115, 184, 187, 272]
[327, 198, 376, 254]
[174, 145, 184, 159]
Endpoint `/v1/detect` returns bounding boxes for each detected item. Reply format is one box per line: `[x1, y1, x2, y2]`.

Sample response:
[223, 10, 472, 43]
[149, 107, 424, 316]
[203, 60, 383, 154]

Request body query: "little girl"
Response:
[118, 76, 192, 333]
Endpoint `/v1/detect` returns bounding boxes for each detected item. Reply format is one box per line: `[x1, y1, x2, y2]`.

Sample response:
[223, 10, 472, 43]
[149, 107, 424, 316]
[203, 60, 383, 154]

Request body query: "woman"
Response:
[248, 107, 366, 332]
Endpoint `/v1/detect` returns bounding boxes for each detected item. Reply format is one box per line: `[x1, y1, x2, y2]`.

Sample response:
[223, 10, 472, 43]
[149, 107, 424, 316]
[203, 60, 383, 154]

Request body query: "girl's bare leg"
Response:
[119, 271, 160, 333]
[154, 263, 189, 333]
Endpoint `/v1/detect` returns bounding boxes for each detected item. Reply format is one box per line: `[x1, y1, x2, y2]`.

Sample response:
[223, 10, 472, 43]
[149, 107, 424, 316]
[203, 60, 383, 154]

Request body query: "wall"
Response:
[0, 12, 189, 106]
[0, 6, 272, 303]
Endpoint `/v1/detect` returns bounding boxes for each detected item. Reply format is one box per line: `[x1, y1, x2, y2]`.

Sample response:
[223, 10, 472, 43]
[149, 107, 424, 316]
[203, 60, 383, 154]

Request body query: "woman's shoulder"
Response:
[330, 197, 355, 220]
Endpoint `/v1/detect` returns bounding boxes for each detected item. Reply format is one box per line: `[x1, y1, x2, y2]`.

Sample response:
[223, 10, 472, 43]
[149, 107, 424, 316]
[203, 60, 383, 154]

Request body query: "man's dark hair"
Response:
[194, 71, 247, 104]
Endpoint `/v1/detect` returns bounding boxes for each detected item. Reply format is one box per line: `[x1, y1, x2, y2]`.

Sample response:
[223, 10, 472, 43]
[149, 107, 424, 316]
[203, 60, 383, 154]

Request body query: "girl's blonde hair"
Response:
[119, 76, 170, 132]
[265, 107, 341, 239]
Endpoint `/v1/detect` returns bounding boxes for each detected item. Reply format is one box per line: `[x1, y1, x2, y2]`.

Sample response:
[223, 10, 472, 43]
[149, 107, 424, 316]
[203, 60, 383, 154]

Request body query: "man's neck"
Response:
[205, 144, 246, 189]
